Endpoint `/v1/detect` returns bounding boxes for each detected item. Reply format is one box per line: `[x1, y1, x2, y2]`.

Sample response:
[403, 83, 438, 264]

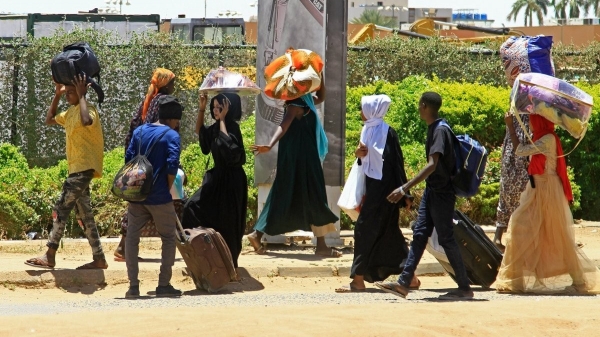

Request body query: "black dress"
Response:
[182, 121, 248, 268]
[350, 127, 410, 283]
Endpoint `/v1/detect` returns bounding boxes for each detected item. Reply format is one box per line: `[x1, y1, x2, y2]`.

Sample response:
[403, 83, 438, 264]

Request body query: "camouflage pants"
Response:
[47, 169, 105, 260]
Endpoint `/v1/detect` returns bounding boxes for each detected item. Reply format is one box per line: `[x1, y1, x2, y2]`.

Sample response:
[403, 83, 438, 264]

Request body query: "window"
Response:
[377, 1, 383, 5]
[172, 24, 190, 42]
[351, 2, 355, 7]
[193, 25, 243, 44]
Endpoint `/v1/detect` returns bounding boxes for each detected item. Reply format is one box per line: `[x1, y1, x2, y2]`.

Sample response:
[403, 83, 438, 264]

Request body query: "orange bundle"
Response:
[264, 48, 323, 101]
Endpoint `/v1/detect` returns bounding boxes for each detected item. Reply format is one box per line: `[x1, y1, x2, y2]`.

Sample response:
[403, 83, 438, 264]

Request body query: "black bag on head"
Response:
[111, 126, 170, 202]
[51, 42, 105, 103]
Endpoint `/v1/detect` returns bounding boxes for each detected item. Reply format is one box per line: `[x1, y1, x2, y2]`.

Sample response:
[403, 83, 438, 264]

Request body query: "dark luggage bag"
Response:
[175, 218, 237, 293]
[436, 210, 503, 289]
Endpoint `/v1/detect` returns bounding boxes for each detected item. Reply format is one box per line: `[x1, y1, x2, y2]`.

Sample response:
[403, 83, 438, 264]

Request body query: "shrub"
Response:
[0, 192, 39, 239]
[0, 143, 29, 171]
[344, 79, 583, 226]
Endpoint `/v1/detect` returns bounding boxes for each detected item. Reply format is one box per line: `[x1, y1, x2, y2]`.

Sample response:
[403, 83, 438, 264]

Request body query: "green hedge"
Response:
[2, 29, 600, 168]
[0, 75, 596, 239]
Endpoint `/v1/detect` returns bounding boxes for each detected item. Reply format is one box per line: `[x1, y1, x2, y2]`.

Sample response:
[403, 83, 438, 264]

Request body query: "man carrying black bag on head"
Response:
[124, 95, 183, 298]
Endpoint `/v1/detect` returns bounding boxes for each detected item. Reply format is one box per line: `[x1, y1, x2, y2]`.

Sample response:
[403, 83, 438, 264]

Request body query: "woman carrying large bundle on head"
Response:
[497, 109, 600, 294]
[248, 48, 341, 257]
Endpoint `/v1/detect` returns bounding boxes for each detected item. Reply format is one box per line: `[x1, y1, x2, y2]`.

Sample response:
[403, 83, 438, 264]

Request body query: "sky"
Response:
[0, 0, 596, 28]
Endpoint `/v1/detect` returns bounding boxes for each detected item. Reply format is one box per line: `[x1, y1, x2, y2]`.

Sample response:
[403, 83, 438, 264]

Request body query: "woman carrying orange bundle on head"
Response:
[114, 68, 177, 260]
[496, 113, 600, 294]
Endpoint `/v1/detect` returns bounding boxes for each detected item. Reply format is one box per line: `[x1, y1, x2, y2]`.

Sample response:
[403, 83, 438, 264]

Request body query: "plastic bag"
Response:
[112, 154, 154, 202]
[199, 66, 260, 96]
[510, 72, 592, 139]
[337, 160, 366, 221]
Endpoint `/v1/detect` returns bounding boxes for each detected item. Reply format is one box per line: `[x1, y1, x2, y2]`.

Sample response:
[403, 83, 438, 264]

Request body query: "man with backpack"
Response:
[375, 92, 474, 300]
[124, 95, 183, 298]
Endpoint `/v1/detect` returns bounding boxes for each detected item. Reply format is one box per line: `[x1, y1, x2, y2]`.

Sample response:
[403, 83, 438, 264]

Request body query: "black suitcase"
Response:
[435, 210, 503, 289]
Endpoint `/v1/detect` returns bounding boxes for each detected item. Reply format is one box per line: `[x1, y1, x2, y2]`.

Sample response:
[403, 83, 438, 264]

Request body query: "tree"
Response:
[551, 0, 587, 19]
[583, 0, 600, 17]
[507, 0, 551, 26]
[350, 9, 397, 28]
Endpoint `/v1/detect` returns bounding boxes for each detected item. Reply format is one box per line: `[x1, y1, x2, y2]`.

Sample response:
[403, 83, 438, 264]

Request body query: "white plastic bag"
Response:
[426, 228, 449, 264]
[337, 160, 366, 221]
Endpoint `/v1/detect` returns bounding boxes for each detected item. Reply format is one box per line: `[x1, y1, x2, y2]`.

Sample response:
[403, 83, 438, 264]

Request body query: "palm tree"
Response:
[350, 9, 397, 28]
[583, 0, 600, 17]
[551, 0, 587, 19]
[507, 0, 551, 26]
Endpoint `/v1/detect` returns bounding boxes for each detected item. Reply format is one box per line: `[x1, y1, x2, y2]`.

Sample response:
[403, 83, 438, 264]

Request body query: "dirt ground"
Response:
[0, 225, 598, 336]
[0, 276, 599, 337]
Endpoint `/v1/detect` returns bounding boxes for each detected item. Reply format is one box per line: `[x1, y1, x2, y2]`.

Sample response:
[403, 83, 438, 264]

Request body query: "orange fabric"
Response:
[528, 114, 573, 201]
[264, 48, 323, 100]
[142, 68, 175, 121]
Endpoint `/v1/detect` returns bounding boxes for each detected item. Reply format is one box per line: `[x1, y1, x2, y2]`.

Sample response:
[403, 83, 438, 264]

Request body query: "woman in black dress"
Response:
[182, 93, 248, 269]
[336, 94, 419, 292]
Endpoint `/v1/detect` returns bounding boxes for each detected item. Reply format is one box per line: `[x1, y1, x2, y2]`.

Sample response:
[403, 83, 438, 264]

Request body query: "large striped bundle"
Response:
[500, 36, 554, 87]
[264, 48, 323, 100]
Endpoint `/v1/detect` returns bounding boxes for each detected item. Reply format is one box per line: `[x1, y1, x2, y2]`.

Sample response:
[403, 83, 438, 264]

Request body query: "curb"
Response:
[2, 263, 448, 289]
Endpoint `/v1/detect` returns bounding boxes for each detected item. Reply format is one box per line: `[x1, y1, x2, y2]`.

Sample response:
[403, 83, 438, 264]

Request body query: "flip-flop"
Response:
[316, 248, 342, 258]
[255, 246, 267, 255]
[335, 285, 366, 293]
[24, 258, 55, 269]
[374, 281, 408, 299]
[409, 277, 421, 290]
[438, 289, 474, 301]
[75, 262, 108, 270]
[247, 235, 266, 255]
[113, 256, 144, 262]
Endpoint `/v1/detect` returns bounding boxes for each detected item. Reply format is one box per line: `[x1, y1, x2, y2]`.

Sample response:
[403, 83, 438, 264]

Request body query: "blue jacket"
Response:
[126, 123, 181, 205]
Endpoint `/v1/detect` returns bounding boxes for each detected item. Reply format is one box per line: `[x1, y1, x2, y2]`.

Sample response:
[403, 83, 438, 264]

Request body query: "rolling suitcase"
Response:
[426, 210, 503, 289]
[175, 218, 237, 293]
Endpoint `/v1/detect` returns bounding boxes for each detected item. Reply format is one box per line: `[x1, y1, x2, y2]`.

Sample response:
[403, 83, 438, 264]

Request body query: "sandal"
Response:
[374, 281, 408, 298]
[316, 248, 342, 258]
[438, 289, 474, 300]
[76, 261, 108, 270]
[335, 284, 366, 293]
[254, 246, 267, 255]
[247, 234, 266, 255]
[24, 257, 55, 269]
[409, 276, 421, 290]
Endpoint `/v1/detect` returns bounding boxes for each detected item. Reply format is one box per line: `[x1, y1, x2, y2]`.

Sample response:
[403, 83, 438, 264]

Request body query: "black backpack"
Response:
[51, 42, 105, 103]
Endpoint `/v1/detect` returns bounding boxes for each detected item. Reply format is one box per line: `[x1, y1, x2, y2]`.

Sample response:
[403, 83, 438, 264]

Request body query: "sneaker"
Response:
[125, 285, 140, 298]
[438, 288, 474, 301]
[156, 284, 182, 297]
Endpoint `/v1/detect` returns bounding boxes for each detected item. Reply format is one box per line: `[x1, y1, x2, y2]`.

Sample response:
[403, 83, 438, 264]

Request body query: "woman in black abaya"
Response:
[182, 93, 248, 269]
[336, 94, 419, 292]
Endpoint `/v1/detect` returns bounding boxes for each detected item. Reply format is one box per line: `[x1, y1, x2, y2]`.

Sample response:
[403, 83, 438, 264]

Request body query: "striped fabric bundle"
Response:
[264, 48, 323, 100]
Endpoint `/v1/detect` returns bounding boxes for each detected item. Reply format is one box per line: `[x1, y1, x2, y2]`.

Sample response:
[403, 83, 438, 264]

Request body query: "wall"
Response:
[439, 24, 600, 46]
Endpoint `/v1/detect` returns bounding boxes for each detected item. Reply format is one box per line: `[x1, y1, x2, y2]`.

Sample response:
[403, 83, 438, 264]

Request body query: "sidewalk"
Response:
[1, 225, 599, 289]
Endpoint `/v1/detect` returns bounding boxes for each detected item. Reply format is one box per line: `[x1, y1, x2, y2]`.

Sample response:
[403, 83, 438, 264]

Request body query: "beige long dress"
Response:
[495, 134, 600, 294]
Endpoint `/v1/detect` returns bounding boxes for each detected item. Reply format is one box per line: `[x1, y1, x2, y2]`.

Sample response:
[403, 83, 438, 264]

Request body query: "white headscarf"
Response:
[360, 94, 391, 180]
